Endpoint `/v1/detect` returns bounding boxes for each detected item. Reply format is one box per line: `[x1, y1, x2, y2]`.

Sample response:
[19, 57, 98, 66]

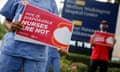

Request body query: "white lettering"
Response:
[35, 28, 50, 35]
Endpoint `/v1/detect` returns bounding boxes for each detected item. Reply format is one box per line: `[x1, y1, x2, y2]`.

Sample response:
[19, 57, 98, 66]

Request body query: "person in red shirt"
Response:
[88, 20, 116, 72]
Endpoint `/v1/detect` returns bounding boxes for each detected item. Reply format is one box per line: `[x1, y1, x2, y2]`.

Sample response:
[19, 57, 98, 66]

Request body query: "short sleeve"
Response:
[0, 0, 19, 20]
[50, 0, 59, 15]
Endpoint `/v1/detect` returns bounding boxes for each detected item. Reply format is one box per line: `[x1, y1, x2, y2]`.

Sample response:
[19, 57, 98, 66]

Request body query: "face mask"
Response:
[102, 26, 108, 31]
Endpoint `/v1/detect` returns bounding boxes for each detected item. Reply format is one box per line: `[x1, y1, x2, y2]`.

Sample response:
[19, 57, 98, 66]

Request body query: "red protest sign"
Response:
[15, 4, 73, 50]
[93, 31, 114, 47]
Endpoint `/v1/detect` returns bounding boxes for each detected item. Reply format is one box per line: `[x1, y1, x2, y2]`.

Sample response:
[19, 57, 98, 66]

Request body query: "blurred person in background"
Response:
[88, 20, 116, 72]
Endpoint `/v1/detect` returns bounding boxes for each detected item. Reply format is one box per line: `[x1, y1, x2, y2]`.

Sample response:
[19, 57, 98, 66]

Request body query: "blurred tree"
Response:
[115, 0, 120, 3]
[0, 23, 7, 40]
[106, 0, 120, 3]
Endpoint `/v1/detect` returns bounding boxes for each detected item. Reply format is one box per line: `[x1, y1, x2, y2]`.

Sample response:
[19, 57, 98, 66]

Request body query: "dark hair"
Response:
[100, 20, 108, 25]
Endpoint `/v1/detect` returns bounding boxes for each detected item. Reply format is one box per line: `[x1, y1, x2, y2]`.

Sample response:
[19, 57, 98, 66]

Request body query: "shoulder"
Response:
[0, 0, 21, 20]
[5, 0, 20, 5]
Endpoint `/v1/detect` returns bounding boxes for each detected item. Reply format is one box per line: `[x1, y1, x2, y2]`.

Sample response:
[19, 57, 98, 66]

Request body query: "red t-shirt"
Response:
[90, 44, 110, 61]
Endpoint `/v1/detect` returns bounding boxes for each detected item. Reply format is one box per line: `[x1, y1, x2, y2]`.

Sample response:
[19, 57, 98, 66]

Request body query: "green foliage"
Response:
[66, 53, 90, 65]
[61, 53, 120, 72]
[0, 23, 7, 40]
[60, 56, 88, 72]
[108, 68, 120, 72]
[49, 53, 120, 72]
[115, 0, 120, 3]
[66, 53, 120, 68]
[60, 56, 72, 72]
[71, 62, 88, 72]
[108, 61, 120, 68]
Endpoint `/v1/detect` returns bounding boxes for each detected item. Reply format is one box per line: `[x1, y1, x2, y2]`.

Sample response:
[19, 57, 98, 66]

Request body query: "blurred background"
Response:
[0, 0, 120, 71]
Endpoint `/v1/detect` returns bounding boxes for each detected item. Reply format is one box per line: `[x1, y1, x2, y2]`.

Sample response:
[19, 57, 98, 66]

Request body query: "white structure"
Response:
[113, 5, 120, 58]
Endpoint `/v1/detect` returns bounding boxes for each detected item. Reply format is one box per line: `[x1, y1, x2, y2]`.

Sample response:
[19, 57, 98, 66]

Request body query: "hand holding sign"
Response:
[15, 4, 73, 51]
[92, 31, 114, 47]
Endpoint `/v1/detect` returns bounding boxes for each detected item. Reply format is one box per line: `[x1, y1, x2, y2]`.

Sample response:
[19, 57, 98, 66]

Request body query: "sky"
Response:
[0, 0, 7, 23]
[0, 0, 7, 10]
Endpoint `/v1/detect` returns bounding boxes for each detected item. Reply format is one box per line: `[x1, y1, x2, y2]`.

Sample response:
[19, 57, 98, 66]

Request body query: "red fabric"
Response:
[90, 45, 110, 61]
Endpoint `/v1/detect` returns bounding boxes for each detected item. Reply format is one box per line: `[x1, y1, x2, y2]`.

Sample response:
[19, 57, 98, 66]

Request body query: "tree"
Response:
[0, 23, 7, 40]
[115, 0, 120, 3]
[106, 0, 120, 3]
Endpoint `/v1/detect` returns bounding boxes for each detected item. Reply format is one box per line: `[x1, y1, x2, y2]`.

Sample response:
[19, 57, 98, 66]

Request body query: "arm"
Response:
[110, 38, 116, 49]
[57, 48, 69, 56]
[89, 35, 95, 47]
[113, 38, 116, 46]
[3, 18, 22, 31]
[0, 0, 22, 31]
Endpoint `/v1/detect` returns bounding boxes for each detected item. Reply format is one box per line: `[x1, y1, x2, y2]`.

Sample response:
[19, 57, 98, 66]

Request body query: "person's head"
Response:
[99, 20, 109, 32]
